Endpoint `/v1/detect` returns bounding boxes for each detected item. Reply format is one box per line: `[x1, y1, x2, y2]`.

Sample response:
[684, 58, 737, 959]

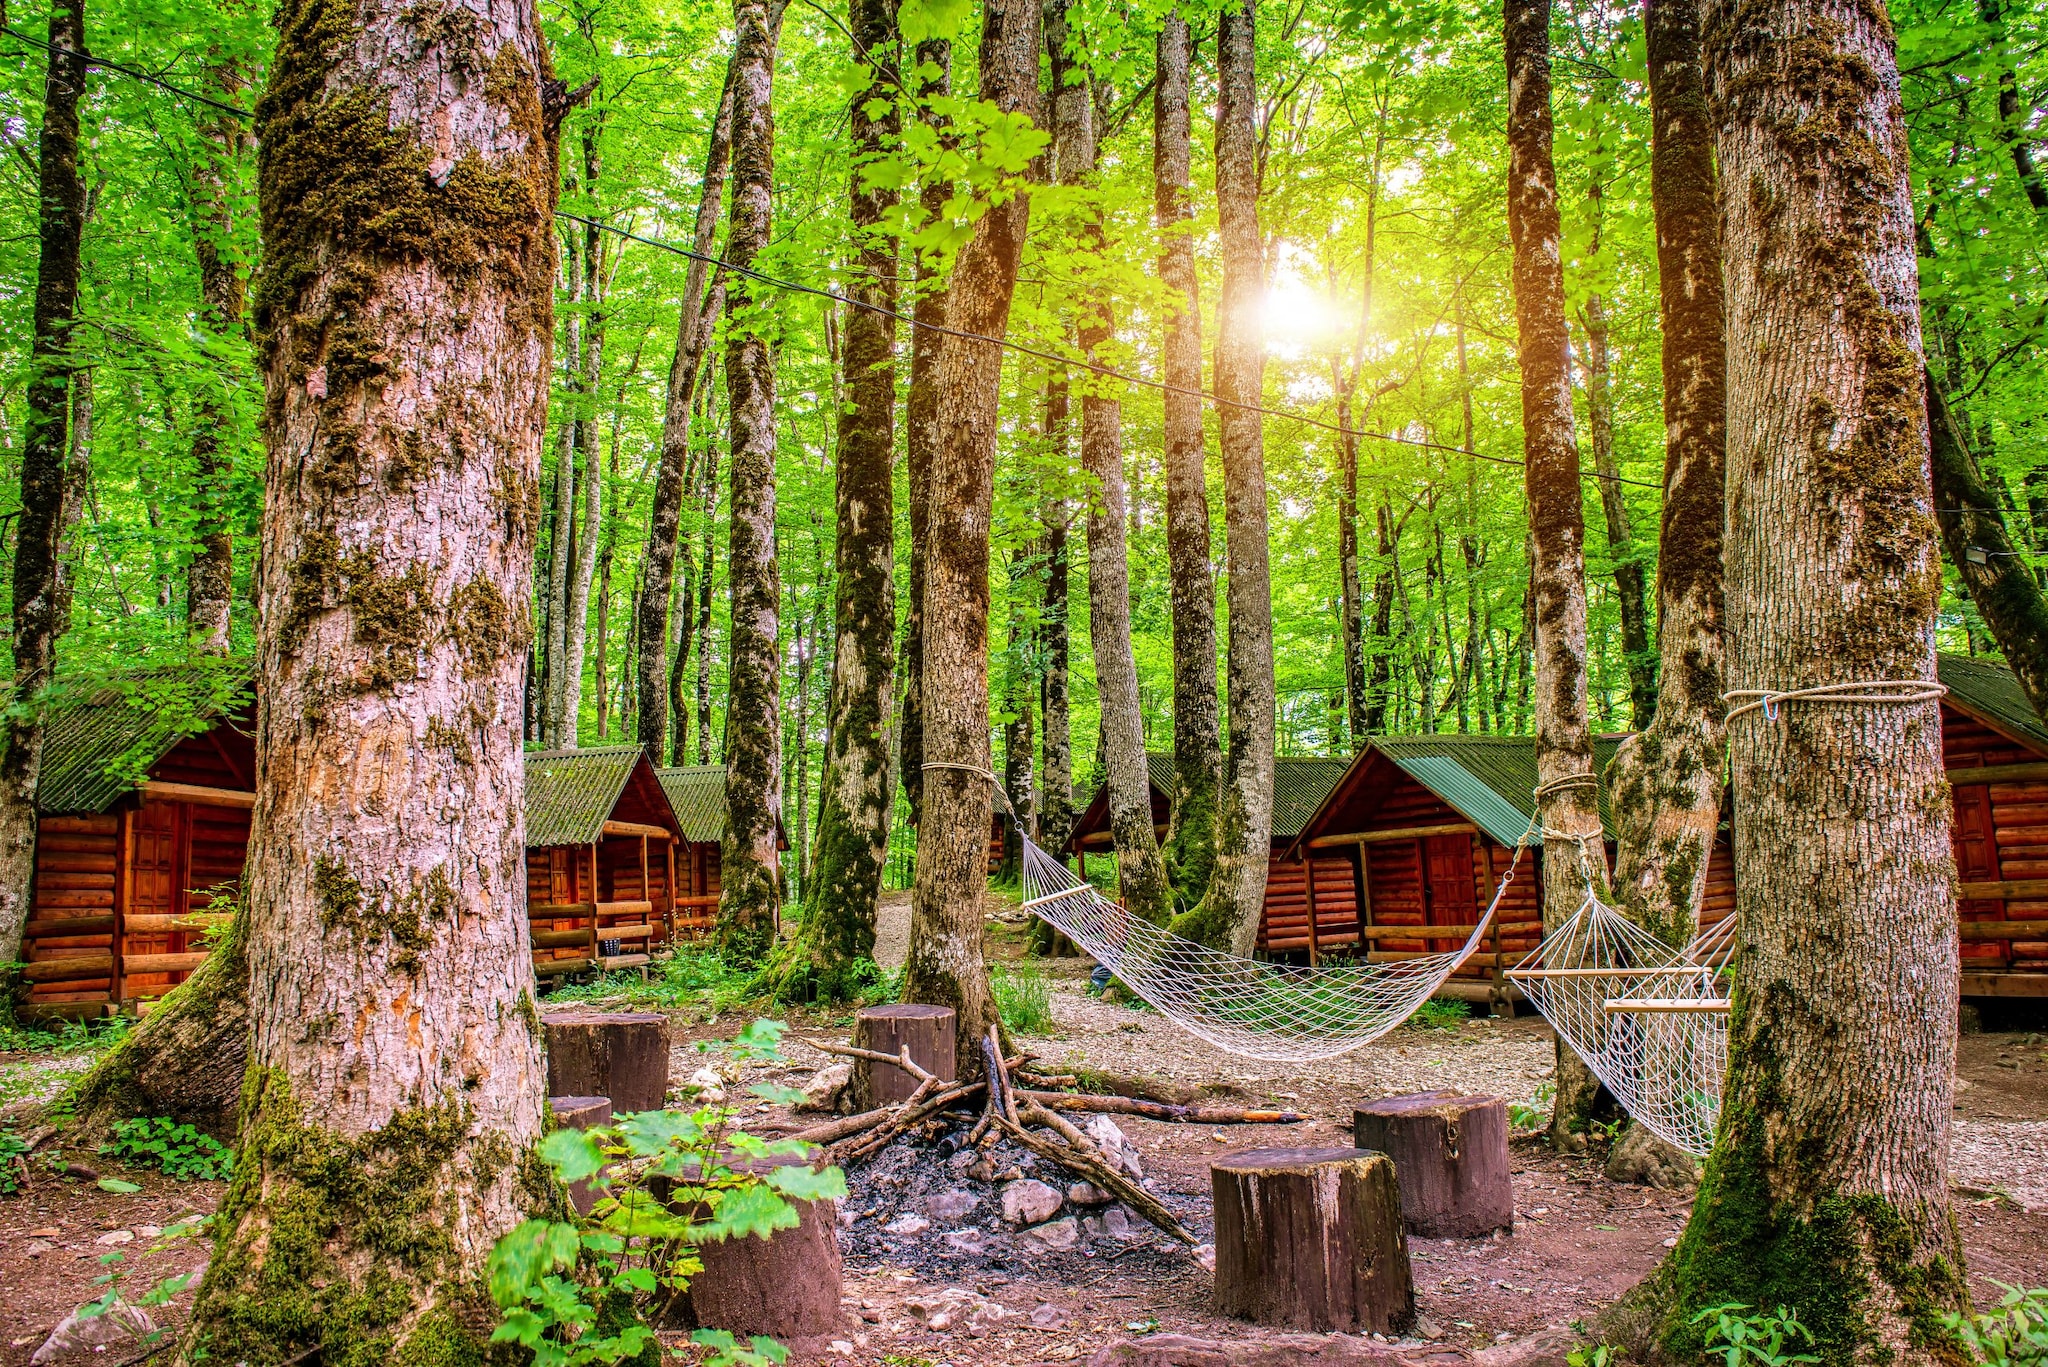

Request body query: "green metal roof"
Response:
[37, 666, 251, 814]
[1369, 734, 1625, 847]
[1938, 654, 2048, 754]
[657, 765, 728, 844]
[1272, 756, 1351, 839]
[525, 746, 644, 848]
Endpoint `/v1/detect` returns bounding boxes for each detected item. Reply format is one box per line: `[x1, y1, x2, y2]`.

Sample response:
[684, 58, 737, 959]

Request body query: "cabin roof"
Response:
[1938, 654, 2048, 754]
[1068, 752, 1349, 846]
[37, 666, 251, 814]
[525, 746, 679, 848]
[657, 765, 728, 843]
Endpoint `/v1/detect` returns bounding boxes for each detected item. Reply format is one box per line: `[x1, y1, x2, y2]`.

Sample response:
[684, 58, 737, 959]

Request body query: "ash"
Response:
[835, 1116, 1210, 1284]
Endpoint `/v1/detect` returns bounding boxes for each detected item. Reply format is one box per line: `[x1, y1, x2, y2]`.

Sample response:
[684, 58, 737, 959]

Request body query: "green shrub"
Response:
[991, 961, 1055, 1036]
[1412, 998, 1470, 1031]
[1508, 1080, 1555, 1132]
[0, 1128, 28, 1195]
[1693, 1303, 1820, 1367]
[101, 1116, 235, 1182]
[1944, 1282, 2048, 1367]
[488, 1019, 841, 1367]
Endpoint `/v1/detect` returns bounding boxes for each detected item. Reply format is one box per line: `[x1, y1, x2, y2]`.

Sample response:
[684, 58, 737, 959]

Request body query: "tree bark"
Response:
[799, 0, 900, 996]
[899, 36, 952, 833]
[637, 66, 735, 762]
[0, 0, 86, 978]
[1979, 0, 2048, 211]
[1365, 496, 1396, 733]
[542, 216, 581, 747]
[901, 0, 1040, 1075]
[1155, 8, 1221, 910]
[1172, 0, 1275, 956]
[1037, 371, 1074, 854]
[1579, 289, 1654, 728]
[185, 0, 557, 1352]
[1503, 0, 1609, 1147]
[186, 65, 251, 656]
[718, 0, 785, 963]
[1632, 0, 1971, 1353]
[557, 133, 608, 747]
[1603, 0, 1728, 953]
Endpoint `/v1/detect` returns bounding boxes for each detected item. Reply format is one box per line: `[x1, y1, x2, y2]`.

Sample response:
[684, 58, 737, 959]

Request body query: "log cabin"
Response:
[654, 764, 793, 936]
[1937, 654, 2048, 998]
[19, 674, 255, 1021]
[524, 746, 686, 977]
[1063, 753, 1351, 942]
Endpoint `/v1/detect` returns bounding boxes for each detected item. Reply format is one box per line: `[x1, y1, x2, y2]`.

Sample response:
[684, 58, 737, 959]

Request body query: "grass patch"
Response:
[1411, 998, 1471, 1031]
[991, 960, 1056, 1036]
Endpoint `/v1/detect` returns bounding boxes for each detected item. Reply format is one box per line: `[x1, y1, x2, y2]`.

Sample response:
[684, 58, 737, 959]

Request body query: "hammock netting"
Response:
[1016, 834, 1519, 1063]
[1506, 898, 1735, 1156]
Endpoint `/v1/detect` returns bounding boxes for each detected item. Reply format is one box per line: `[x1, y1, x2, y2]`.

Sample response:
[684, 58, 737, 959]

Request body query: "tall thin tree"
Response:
[186, 61, 251, 655]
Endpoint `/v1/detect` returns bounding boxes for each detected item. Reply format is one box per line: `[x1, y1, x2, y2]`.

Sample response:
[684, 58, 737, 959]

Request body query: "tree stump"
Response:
[548, 1095, 611, 1215]
[1211, 1147, 1414, 1334]
[852, 1003, 956, 1107]
[543, 1010, 671, 1113]
[677, 1153, 845, 1340]
[1354, 1091, 1514, 1238]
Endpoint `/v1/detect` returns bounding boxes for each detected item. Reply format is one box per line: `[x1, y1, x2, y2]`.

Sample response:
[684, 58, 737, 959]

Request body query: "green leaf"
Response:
[764, 1164, 847, 1203]
[97, 1177, 141, 1193]
[537, 1127, 606, 1184]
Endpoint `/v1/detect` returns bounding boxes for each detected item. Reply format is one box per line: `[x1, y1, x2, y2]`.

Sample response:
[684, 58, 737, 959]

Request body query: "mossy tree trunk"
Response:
[1640, 0, 1971, 1351]
[901, 0, 1040, 1075]
[0, 0, 86, 979]
[184, 0, 560, 1355]
[1503, 0, 1609, 1148]
[898, 36, 952, 835]
[718, 0, 786, 964]
[799, 0, 900, 995]
[637, 63, 735, 763]
[1332, 115, 1384, 749]
[187, 63, 251, 657]
[1155, 8, 1221, 911]
[541, 223, 581, 749]
[1172, 0, 1275, 956]
[1604, 0, 1727, 953]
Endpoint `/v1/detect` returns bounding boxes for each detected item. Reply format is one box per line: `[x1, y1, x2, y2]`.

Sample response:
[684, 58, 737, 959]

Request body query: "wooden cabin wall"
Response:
[527, 847, 591, 967]
[1945, 705, 2048, 980]
[1257, 853, 1361, 953]
[22, 814, 119, 1010]
[674, 841, 721, 931]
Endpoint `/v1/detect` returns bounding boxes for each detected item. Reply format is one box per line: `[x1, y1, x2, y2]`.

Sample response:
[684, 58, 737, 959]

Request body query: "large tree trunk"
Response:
[898, 37, 952, 833]
[718, 0, 784, 964]
[0, 0, 86, 978]
[1929, 372, 2048, 720]
[637, 66, 735, 762]
[901, 0, 1039, 1073]
[185, 0, 558, 1353]
[1579, 288, 1655, 728]
[1503, 0, 1609, 1147]
[1640, 0, 1970, 1353]
[799, 0, 900, 996]
[186, 66, 251, 656]
[1603, 0, 1728, 952]
[1979, 0, 2048, 211]
[1155, 8, 1221, 910]
[1172, 0, 1275, 956]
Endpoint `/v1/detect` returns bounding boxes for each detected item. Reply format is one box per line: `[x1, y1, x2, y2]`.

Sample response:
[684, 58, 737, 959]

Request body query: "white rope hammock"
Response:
[1016, 832, 1525, 1063]
[1506, 896, 1736, 1156]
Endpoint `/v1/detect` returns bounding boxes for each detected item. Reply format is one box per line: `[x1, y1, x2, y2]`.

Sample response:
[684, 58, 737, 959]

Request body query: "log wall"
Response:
[1945, 703, 2048, 978]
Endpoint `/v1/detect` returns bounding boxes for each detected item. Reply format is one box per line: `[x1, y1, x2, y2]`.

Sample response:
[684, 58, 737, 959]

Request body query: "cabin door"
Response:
[1952, 783, 2005, 967]
[1421, 833, 1477, 928]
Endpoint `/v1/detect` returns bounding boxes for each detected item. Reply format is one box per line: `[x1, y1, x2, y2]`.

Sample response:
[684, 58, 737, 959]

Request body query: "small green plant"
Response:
[990, 960, 1056, 1035]
[1566, 1344, 1615, 1367]
[1509, 1080, 1556, 1132]
[1943, 1282, 2048, 1367]
[101, 1116, 235, 1181]
[1412, 998, 1471, 1031]
[1693, 1303, 1820, 1367]
[487, 1020, 845, 1367]
[0, 1128, 29, 1195]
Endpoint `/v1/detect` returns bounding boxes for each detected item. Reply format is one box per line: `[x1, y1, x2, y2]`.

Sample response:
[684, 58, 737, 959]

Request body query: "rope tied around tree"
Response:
[1723, 679, 1947, 723]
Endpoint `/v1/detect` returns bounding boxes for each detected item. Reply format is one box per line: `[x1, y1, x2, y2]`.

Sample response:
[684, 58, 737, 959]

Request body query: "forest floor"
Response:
[1, 894, 2045, 1365]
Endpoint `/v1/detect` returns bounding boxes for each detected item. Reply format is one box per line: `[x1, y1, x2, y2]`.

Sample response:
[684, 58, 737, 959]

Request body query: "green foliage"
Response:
[1508, 1080, 1556, 1132]
[990, 960, 1056, 1035]
[0, 1128, 28, 1195]
[488, 1022, 842, 1367]
[1942, 1283, 2048, 1367]
[1565, 1345, 1614, 1367]
[0, 1014, 131, 1055]
[101, 1116, 236, 1181]
[1410, 998, 1471, 1031]
[1692, 1304, 1821, 1367]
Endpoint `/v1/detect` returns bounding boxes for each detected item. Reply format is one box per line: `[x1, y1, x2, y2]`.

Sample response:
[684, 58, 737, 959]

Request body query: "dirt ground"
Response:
[3, 902, 2045, 1365]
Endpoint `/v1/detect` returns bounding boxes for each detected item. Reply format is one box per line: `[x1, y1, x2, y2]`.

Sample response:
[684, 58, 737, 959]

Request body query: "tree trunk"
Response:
[637, 66, 736, 762]
[901, 0, 1040, 1074]
[185, 0, 557, 1353]
[186, 66, 250, 656]
[543, 217, 581, 747]
[1979, 0, 2048, 211]
[899, 36, 952, 833]
[1503, 0, 1608, 1147]
[557, 138, 608, 748]
[1365, 496, 1395, 734]
[1173, 0, 1275, 956]
[1037, 375, 1074, 852]
[1580, 290, 1655, 728]
[1639, 0, 1970, 1353]
[799, 0, 900, 997]
[1603, 0, 1728, 952]
[718, 0, 785, 963]
[0, 0, 86, 977]
[1155, 8, 1221, 910]
[1929, 372, 2048, 721]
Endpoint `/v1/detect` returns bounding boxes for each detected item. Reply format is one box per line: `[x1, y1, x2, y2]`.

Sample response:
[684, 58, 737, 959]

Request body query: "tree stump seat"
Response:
[548, 1095, 612, 1215]
[661, 1151, 845, 1340]
[543, 1010, 671, 1114]
[852, 1003, 957, 1107]
[1211, 1146, 1414, 1334]
[1354, 1090, 1514, 1238]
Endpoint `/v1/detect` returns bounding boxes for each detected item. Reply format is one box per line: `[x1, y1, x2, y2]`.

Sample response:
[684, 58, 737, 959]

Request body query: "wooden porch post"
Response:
[113, 808, 130, 1009]
[1303, 855, 1320, 966]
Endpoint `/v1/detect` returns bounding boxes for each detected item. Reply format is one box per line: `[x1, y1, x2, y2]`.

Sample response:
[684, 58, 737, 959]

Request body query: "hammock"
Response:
[1505, 896, 1736, 1156]
[1016, 833, 1522, 1063]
